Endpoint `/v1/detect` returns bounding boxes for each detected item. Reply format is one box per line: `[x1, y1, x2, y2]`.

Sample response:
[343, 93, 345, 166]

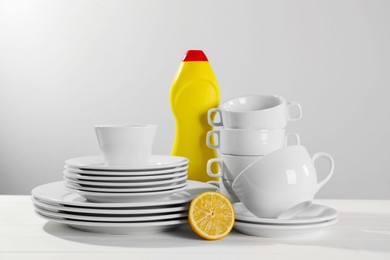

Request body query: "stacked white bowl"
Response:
[206, 95, 302, 202]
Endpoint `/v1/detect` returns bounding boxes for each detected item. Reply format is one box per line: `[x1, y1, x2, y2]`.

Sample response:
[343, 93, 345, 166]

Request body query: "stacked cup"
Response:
[206, 95, 302, 203]
[206, 95, 335, 220]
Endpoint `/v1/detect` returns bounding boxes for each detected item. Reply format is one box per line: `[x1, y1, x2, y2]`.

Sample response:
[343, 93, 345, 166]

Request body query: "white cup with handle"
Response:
[95, 124, 157, 166]
[232, 145, 335, 219]
[206, 128, 300, 156]
[207, 154, 262, 181]
[208, 95, 302, 129]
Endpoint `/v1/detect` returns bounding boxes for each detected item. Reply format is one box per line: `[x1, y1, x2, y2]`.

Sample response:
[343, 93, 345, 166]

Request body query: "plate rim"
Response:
[65, 155, 189, 171]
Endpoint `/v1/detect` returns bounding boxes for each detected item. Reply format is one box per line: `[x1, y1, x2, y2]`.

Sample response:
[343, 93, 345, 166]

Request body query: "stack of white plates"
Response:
[233, 202, 338, 238]
[31, 180, 218, 234]
[63, 155, 189, 203]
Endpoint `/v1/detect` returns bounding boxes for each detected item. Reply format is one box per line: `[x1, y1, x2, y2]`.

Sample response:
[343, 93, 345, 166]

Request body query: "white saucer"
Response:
[64, 169, 188, 181]
[34, 205, 187, 222]
[35, 211, 187, 235]
[234, 218, 338, 238]
[64, 179, 187, 193]
[63, 174, 188, 187]
[234, 202, 338, 225]
[32, 197, 189, 215]
[64, 165, 189, 176]
[31, 180, 217, 207]
[65, 155, 188, 171]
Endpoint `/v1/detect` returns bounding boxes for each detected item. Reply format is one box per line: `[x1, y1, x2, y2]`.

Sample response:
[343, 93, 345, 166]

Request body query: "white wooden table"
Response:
[1, 196, 390, 260]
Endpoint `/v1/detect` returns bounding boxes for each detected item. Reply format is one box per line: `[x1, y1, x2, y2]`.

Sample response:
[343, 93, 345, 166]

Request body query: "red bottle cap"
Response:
[182, 50, 208, 62]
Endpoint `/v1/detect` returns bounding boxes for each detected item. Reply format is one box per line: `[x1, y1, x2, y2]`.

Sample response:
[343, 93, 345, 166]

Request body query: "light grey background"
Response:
[0, 0, 389, 198]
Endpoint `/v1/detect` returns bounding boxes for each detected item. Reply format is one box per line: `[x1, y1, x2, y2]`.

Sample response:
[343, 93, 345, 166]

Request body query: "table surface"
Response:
[1, 196, 390, 260]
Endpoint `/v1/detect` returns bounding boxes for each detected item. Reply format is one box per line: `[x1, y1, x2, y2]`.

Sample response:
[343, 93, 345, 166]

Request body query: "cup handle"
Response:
[206, 130, 220, 149]
[312, 152, 335, 191]
[207, 158, 223, 178]
[207, 108, 223, 127]
[286, 101, 303, 121]
[285, 133, 301, 146]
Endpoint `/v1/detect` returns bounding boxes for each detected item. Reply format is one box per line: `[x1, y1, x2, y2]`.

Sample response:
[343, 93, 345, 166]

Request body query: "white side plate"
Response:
[65, 155, 188, 171]
[63, 174, 188, 187]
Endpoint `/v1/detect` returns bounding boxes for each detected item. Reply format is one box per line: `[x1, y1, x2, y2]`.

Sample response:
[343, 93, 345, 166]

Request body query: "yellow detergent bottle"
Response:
[170, 50, 220, 182]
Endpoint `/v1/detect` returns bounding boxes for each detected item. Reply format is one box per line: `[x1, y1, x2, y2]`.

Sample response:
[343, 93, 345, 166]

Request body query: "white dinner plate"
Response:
[64, 165, 189, 176]
[234, 218, 338, 238]
[64, 179, 187, 193]
[64, 169, 188, 181]
[234, 203, 338, 225]
[65, 155, 188, 171]
[34, 205, 187, 222]
[35, 211, 187, 235]
[63, 174, 188, 187]
[32, 180, 217, 207]
[31, 197, 189, 215]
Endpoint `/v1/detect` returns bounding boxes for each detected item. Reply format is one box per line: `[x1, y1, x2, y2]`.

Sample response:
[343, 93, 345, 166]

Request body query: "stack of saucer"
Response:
[63, 155, 189, 203]
[31, 180, 217, 234]
[233, 202, 338, 238]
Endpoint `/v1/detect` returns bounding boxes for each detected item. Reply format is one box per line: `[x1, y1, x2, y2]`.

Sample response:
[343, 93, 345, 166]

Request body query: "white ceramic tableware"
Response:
[64, 165, 188, 176]
[206, 128, 300, 155]
[32, 197, 189, 215]
[67, 185, 187, 203]
[234, 218, 338, 238]
[207, 154, 262, 181]
[64, 179, 187, 193]
[232, 145, 335, 219]
[34, 205, 187, 222]
[63, 169, 188, 181]
[35, 211, 188, 235]
[234, 202, 338, 224]
[208, 95, 302, 129]
[63, 174, 188, 187]
[65, 155, 188, 171]
[32, 181, 217, 207]
[207, 179, 239, 203]
[95, 124, 157, 166]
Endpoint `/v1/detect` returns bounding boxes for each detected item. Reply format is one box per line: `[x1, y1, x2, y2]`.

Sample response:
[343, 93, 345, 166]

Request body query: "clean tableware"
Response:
[67, 184, 188, 203]
[65, 155, 188, 171]
[208, 95, 302, 129]
[35, 211, 188, 235]
[63, 174, 188, 187]
[206, 128, 300, 155]
[207, 154, 261, 181]
[32, 197, 189, 215]
[64, 165, 188, 176]
[232, 145, 335, 219]
[234, 202, 338, 224]
[64, 169, 188, 181]
[31, 181, 217, 208]
[34, 205, 187, 222]
[95, 124, 157, 166]
[234, 218, 338, 238]
[64, 179, 187, 193]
